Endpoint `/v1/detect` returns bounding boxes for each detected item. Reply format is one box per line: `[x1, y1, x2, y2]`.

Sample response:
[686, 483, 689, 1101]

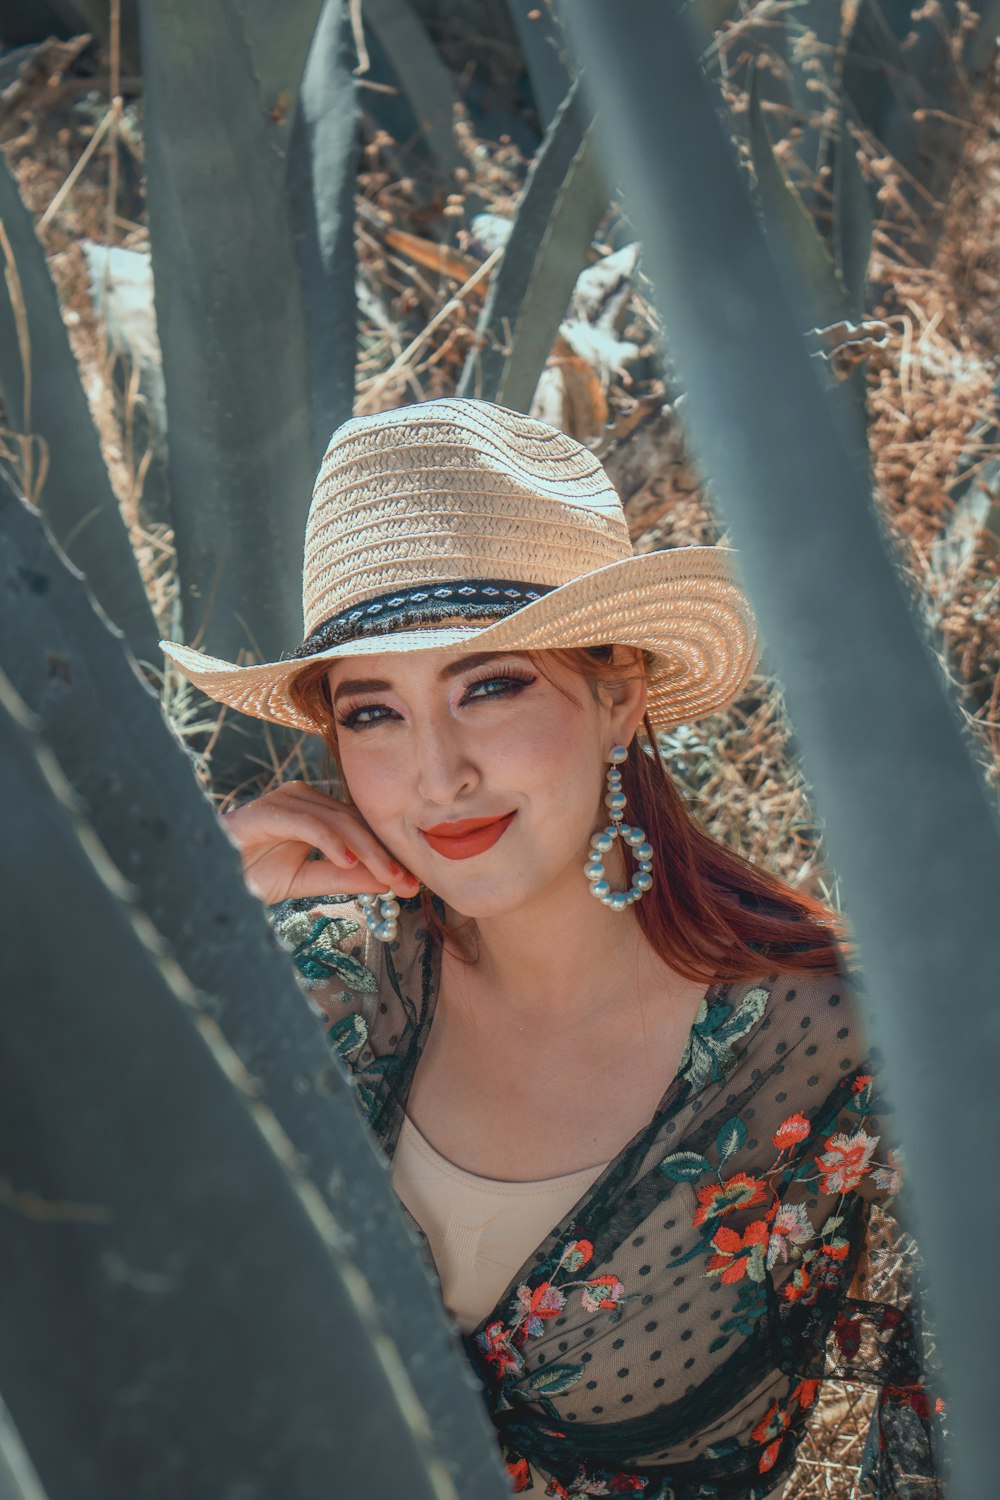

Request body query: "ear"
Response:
[603, 647, 649, 746]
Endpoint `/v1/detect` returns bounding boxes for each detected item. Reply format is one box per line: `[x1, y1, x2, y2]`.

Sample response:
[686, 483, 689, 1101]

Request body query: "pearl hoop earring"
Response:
[584, 745, 654, 912]
[358, 890, 400, 943]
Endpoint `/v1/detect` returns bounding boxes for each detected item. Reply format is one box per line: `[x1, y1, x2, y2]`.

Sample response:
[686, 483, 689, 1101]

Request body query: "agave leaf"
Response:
[364, 0, 466, 182]
[831, 105, 872, 326]
[139, 0, 316, 779]
[505, 0, 573, 128]
[0, 475, 508, 1500]
[457, 78, 608, 411]
[286, 0, 360, 463]
[682, 0, 742, 46]
[747, 66, 847, 334]
[70, 0, 142, 76]
[0, 664, 477, 1500]
[562, 14, 1000, 1494]
[233, 0, 326, 144]
[843, 0, 999, 258]
[772, 0, 843, 184]
[0, 152, 159, 665]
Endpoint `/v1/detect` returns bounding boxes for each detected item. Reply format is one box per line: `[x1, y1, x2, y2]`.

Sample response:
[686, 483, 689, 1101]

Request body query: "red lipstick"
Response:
[421, 812, 516, 860]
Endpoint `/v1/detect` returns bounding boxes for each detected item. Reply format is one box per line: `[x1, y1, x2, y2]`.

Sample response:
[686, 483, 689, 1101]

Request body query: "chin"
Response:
[428, 871, 540, 922]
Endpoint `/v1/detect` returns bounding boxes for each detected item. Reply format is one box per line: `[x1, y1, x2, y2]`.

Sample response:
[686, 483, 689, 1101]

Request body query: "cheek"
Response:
[337, 741, 407, 818]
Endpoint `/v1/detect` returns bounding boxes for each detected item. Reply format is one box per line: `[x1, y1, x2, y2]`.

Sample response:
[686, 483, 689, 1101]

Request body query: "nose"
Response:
[412, 717, 480, 808]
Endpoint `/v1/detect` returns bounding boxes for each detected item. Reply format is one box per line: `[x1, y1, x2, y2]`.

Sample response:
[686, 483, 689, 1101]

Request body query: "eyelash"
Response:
[336, 667, 538, 731]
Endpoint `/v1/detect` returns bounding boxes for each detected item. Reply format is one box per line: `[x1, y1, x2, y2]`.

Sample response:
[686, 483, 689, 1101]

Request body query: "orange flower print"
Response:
[815, 1129, 879, 1194]
[766, 1202, 813, 1269]
[581, 1274, 625, 1313]
[556, 1239, 593, 1274]
[506, 1456, 531, 1492]
[780, 1265, 813, 1303]
[707, 1219, 770, 1284]
[515, 1281, 566, 1337]
[872, 1150, 902, 1198]
[477, 1320, 523, 1378]
[752, 1398, 791, 1473]
[792, 1378, 820, 1410]
[692, 1171, 770, 1227]
[772, 1112, 811, 1153]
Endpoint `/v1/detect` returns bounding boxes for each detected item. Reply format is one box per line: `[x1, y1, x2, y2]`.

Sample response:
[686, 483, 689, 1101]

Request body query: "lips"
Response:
[420, 812, 516, 860]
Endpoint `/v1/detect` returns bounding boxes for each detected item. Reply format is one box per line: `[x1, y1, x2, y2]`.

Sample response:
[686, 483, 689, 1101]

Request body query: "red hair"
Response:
[288, 647, 844, 982]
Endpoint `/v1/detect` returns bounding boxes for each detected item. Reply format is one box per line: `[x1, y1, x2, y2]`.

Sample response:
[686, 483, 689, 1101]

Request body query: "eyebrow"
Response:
[331, 652, 526, 704]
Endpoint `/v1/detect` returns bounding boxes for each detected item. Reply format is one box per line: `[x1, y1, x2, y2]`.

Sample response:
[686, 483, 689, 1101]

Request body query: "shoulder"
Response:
[723, 967, 872, 1104]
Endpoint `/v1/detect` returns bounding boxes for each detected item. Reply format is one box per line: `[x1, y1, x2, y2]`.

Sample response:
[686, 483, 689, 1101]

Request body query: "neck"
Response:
[445, 865, 659, 1028]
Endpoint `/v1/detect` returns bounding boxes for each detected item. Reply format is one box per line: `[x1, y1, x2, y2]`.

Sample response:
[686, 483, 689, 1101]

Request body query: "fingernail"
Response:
[388, 861, 402, 875]
[343, 848, 358, 864]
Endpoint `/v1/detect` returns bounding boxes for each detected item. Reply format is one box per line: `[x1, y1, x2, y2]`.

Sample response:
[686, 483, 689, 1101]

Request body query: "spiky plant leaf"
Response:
[139, 0, 316, 782]
[233, 0, 326, 145]
[0, 665, 465, 1500]
[364, 0, 466, 182]
[561, 11, 1000, 1496]
[505, 0, 572, 128]
[747, 67, 847, 333]
[457, 78, 608, 411]
[0, 151, 159, 664]
[0, 474, 508, 1500]
[831, 106, 872, 326]
[682, 0, 742, 44]
[843, 0, 1000, 258]
[286, 0, 360, 463]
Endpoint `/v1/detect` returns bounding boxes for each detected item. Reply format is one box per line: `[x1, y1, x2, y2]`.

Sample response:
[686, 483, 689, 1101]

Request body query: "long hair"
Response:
[287, 647, 844, 982]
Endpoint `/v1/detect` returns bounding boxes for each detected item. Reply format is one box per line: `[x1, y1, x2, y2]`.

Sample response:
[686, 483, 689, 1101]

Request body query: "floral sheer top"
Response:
[270, 896, 945, 1500]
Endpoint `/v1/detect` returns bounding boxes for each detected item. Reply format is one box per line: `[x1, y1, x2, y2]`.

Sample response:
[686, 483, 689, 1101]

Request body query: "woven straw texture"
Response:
[161, 399, 758, 733]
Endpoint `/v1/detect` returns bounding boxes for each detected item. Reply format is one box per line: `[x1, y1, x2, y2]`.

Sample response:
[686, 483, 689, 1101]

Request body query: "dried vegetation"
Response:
[1, 12, 991, 1492]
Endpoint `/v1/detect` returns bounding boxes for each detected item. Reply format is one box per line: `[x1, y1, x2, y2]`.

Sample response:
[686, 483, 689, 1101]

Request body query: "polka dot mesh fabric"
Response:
[271, 898, 944, 1500]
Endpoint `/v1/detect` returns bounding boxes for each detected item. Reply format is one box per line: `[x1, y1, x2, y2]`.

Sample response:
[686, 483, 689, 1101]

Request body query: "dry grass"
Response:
[2, 13, 987, 1493]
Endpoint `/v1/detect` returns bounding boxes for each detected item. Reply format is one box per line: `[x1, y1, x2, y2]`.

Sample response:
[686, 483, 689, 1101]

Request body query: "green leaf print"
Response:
[660, 1151, 712, 1181]
[715, 1116, 748, 1164]
[518, 1362, 585, 1397]
[321, 947, 380, 992]
[326, 1012, 369, 1058]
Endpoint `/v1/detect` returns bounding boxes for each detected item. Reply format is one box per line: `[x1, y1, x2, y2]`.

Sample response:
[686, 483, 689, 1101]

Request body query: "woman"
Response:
[163, 399, 940, 1499]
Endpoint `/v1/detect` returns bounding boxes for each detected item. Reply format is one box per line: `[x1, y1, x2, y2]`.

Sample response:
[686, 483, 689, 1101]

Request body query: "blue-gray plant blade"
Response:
[233, 0, 326, 146]
[0, 668, 460, 1500]
[286, 0, 359, 462]
[0, 1399, 45, 1500]
[747, 66, 847, 333]
[0, 153, 159, 665]
[0, 475, 508, 1500]
[843, 0, 999, 257]
[139, 1, 315, 654]
[772, 0, 843, 184]
[505, 0, 573, 128]
[682, 0, 742, 41]
[457, 77, 607, 409]
[563, 6, 999, 1496]
[71, 0, 142, 75]
[831, 105, 872, 325]
[364, 0, 466, 183]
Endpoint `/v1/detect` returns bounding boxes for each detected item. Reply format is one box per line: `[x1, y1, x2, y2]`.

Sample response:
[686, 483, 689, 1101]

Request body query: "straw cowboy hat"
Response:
[161, 398, 758, 732]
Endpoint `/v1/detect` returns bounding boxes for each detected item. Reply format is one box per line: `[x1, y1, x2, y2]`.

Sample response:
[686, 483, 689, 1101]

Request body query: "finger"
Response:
[230, 788, 420, 893]
[284, 859, 391, 901]
[234, 805, 363, 870]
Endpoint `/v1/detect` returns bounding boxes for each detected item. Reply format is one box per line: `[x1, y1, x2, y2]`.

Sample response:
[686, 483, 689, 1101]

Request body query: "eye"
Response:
[460, 669, 537, 705]
[336, 700, 399, 731]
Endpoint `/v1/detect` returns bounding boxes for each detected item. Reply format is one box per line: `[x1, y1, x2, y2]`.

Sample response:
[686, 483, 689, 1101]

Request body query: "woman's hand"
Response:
[221, 781, 420, 906]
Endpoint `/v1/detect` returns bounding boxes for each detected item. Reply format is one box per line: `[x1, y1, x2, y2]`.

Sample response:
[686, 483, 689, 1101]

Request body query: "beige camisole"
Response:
[392, 1114, 609, 1335]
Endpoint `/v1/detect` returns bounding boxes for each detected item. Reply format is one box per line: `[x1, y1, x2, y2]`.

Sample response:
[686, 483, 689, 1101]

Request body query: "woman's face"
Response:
[325, 648, 646, 919]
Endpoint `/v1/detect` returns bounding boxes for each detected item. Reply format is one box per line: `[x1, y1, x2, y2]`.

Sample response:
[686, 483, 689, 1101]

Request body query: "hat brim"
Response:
[160, 548, 758, 734]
